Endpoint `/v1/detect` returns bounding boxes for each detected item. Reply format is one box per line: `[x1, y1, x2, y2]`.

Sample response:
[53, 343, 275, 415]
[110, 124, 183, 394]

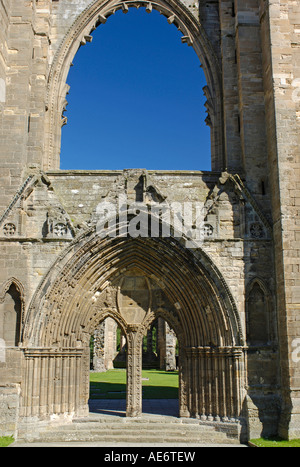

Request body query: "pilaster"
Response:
[259, 0, 300, 439]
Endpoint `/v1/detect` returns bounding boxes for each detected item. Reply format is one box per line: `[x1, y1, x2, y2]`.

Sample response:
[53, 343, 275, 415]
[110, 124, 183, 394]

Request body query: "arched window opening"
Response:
[0, 284, 22, 347]
[61, 8, 211, 171]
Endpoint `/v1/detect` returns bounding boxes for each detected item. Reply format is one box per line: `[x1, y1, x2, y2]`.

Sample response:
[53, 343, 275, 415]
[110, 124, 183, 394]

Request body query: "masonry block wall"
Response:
[260, 0, 300, 439]
[0, 0, 299, 441]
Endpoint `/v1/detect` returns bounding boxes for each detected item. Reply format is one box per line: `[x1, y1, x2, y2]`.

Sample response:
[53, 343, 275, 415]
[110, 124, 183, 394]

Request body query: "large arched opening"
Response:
[89, 304, 182, 418]
[60, 8, 211, 171]
[21, 221, 245, 423]
[44, 0, 223, 172]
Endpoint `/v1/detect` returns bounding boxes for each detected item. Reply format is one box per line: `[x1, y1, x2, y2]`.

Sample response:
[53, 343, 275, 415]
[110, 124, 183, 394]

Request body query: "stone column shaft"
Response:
[126, 329, 142, 417]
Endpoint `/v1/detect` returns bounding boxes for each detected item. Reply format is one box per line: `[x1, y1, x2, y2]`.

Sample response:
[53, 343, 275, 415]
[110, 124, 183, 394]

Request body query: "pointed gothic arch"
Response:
[21, 222, 245, 422]
[23, 227, 242, 349]
[0, 278, 25, 347]
[44, 0, 224, 172]
[246, 278, 273, 346]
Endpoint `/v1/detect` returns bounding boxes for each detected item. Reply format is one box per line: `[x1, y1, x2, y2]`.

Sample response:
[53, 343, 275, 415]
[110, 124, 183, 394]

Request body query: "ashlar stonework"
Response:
[0, 0, 299, 443]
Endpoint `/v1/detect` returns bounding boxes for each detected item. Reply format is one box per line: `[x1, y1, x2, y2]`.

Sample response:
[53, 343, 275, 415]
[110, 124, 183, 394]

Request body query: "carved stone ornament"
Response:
[45, 207, 71, 238]
[53, 222, 68, 237]
[3, 223, 16, 236]
[202, 223, 214, 237]
[250, 222, 265, 239]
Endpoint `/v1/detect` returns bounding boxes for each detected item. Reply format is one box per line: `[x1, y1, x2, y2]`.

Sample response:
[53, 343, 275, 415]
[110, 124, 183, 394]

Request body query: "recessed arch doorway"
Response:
[21, 227, 245, 424]
[140, 313, 180, 417]
[90, 310, 182, 418]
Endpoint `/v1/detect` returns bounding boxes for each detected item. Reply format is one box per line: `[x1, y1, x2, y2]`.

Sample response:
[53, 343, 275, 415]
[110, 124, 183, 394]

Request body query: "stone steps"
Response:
[17, 417, 241, 445]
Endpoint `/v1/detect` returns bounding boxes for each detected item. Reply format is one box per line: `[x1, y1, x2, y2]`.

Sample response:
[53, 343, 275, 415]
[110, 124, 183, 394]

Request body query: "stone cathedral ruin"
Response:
[0, 0, 300, 444]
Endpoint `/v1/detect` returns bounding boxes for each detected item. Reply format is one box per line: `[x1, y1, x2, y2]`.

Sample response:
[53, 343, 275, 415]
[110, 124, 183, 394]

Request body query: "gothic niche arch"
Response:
[0, 279, 24, 348]
[45, 0, 223, 171]
[246, 279, 272, 347]
[21, 231, 245, 422]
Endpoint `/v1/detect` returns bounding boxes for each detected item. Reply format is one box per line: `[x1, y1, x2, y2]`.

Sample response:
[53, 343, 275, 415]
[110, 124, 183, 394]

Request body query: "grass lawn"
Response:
[250, 437, 300, 447]
[90, 368, 179, 399]
[0, 436, 14, 447]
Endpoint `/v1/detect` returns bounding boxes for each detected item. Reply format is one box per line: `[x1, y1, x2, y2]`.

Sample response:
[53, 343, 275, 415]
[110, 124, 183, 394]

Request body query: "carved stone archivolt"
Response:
[20, 231, 245, 421]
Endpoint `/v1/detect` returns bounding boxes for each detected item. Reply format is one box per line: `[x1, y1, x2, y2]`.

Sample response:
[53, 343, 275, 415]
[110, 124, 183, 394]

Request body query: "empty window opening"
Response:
[61, 8, 211, 171]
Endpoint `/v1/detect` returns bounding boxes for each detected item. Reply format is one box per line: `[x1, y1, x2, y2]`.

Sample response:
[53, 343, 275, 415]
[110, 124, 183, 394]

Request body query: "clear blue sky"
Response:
[60, 8, 211, 171]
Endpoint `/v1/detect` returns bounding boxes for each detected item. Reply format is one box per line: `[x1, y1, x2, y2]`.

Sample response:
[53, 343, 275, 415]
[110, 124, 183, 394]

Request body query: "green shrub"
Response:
[0, 436, 14, 447]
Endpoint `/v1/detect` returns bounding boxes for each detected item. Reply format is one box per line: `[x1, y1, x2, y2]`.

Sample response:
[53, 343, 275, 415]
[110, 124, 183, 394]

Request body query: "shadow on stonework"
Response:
[88, 398, 179, 418]
[89, 398, 127, 417]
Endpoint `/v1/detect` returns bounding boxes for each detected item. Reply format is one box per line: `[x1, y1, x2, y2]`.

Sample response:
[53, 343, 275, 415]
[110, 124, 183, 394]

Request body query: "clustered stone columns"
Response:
[20, 348, 87, 419]
[17, 343, 245, 422]
[124, 343, 245, 420]
[180, 347, 245, 421]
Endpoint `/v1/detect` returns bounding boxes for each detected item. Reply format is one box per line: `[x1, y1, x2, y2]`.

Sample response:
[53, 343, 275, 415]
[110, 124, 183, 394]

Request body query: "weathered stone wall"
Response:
[0, 168, 279, 438]
[0, 384, 20, 437]
[0, 168, 276, 324]
[0, 0, 273, 195]
[0, 0, 299, 441]
[0, 0, 10, 101]
[259, 0, 300, 439]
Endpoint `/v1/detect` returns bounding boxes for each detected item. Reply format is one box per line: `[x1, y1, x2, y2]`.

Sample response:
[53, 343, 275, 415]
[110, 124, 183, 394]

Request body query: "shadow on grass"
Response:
[90, 381, 126, 399]
[89, 381, 178, 399]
